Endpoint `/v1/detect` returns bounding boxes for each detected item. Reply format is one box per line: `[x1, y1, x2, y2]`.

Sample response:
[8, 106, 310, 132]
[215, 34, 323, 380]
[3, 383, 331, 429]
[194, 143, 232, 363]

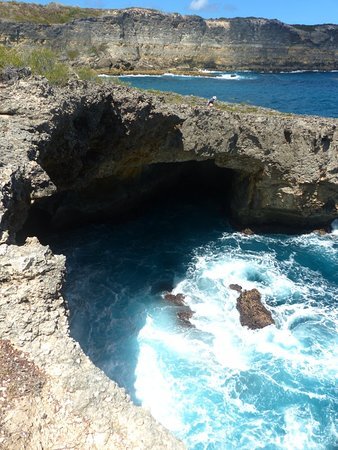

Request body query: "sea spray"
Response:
[50, 199, 338, 450]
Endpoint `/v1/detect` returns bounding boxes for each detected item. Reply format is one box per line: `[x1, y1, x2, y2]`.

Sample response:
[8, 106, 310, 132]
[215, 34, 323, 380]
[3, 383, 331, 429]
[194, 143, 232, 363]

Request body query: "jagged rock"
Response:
[0, 75, 337, 449]
[236, 288, 275, 330]
[0, 66, 31, 83]
[313, 228, 328, 235]
[241, 228, 254, 235]
[1, 77, 336, 236]
[164, 292, 186, 306]
[229, 284, 242, 293]
[0, 238, 185, 449]
[177, 309, 195, 327]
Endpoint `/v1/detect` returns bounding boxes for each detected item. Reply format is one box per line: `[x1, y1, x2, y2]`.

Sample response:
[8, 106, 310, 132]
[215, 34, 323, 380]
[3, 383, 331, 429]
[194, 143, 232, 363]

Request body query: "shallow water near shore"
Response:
[49, 195, 338, 450]
[115, 71, 338, 118]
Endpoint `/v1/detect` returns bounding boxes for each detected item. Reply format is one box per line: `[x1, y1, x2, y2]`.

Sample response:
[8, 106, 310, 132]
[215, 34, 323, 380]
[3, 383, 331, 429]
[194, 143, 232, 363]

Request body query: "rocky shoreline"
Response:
[0, 72, 337, 448]
[0, 5, 337, 72]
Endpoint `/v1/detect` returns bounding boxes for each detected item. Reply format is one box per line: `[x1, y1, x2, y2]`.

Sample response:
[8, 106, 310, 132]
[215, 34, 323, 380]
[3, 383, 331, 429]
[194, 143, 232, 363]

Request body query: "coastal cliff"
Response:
[0, 3, 337, 71]
[0, 73, 337, 447]
[1, 74, 337, 240]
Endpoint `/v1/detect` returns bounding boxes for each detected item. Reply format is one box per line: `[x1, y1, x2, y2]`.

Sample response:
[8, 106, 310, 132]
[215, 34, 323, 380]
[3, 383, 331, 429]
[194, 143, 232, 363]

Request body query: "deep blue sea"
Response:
[52, 73, 337, 449]
[114, 71, 338, 118]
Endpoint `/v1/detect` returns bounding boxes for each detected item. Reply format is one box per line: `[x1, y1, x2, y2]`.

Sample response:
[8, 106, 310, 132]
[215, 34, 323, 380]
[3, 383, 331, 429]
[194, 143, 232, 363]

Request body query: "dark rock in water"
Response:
[164, 292, 186, 306]
[229, 284, 242, 293]
[313, 228, 328, 235]
[241, 228, 254, 235]
[236, 288, 275, 329]
[177, 310, 195, 327]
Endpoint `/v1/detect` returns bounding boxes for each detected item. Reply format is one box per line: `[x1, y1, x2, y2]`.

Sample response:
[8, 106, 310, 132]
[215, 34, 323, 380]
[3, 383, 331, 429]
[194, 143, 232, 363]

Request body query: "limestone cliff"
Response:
[0, 74, 337, 241]
[0, 73, 337, 448]
[0, 4, 337, 71]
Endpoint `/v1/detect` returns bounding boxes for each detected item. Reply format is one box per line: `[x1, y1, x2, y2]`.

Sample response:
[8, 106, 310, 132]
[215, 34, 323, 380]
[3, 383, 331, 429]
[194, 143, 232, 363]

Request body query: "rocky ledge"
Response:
[0, 73, 337, 448]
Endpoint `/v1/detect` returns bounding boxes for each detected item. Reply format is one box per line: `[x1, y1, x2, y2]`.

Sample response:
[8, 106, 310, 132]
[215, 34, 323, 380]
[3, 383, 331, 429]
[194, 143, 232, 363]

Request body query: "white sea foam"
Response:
[133, 232, 337, 449]
[134, 339, 184, 432]
[280, 406, 322, 449]
[214, 73, 246, 80]
[331, 218, 338, 235]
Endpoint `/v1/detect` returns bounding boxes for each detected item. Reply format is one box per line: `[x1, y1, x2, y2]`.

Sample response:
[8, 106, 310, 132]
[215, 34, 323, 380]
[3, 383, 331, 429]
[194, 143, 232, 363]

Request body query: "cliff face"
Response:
[1, 74, 337, 242]
[0, 7, 337, 71]
[0, 73, 337, 447]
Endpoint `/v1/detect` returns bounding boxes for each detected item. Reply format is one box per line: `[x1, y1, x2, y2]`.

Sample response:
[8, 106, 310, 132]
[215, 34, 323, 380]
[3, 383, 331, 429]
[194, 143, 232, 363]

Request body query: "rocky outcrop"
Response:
[236, 289, 275, 329]
[164, 293, 187, 306]
[2, 73, 337, 238]
[177, 310, 195, 328]
[0, 237, 184, 449]
[0, 6, 337, 71]
[0, 73, 337, 447]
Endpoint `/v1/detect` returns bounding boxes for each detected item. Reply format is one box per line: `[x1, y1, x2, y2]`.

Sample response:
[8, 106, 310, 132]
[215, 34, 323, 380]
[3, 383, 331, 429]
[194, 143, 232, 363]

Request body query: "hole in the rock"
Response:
[19, 160, 237, 241]
[17, 160, 338, 448]
[18, 160, 236, 402]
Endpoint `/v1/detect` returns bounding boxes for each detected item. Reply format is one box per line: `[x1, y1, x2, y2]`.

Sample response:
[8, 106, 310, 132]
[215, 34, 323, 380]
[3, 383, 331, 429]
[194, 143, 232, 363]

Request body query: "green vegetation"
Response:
[75, 66, 99, 82]
[133, 88, 284, 116]
[0, 1, 105, 24]
[66, 49, 80, 60]
[0, 44, 23, 67]
[27, 48, 69, 84]
[292, 24, 319, 32]
[0, 44, 103, 85]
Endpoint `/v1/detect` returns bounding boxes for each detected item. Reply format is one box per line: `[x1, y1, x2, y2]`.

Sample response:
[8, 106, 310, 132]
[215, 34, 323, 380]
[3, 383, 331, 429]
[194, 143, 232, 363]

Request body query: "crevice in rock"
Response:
[284, 129, 292, 143]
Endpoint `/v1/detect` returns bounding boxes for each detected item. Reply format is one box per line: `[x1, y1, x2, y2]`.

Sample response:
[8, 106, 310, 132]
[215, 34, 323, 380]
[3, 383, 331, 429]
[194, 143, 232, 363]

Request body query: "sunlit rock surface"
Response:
[0, 6, 337, 71]
[0, 72, 337, 448]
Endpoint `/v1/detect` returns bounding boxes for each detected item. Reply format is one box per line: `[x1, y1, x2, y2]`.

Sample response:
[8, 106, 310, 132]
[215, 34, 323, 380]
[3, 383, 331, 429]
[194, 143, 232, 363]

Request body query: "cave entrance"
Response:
[132, 160, 235, 216]
[20, 160, 238, 241]
[31, 159, 237, 403]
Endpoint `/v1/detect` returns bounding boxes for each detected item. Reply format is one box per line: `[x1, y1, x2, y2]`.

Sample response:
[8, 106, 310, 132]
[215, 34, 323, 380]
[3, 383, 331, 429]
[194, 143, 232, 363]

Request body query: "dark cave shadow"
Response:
[28, 161, 233, 404]
[46, 190, 231, 404]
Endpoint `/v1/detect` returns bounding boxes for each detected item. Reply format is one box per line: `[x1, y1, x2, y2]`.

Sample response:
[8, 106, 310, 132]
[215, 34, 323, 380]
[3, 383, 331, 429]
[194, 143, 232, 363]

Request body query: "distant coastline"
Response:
[0, 2, 337, 73]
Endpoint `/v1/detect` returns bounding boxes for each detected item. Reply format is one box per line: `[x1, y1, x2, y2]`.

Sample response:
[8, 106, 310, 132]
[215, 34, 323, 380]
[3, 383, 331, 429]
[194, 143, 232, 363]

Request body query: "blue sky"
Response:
[20, 0, 338, 24]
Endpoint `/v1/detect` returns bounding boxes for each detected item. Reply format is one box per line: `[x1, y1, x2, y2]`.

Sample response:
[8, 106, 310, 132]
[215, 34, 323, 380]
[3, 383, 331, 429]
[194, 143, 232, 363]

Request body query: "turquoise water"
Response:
[114, 71, 338, 117]
[50, 195, 338, 450]
[50, 72, 338, 449]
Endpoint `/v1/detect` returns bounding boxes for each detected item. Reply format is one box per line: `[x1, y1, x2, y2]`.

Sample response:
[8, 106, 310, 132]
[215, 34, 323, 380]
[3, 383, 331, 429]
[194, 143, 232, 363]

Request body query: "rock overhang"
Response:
[1, 76, 338, 242]
[0, 73, 338, 448]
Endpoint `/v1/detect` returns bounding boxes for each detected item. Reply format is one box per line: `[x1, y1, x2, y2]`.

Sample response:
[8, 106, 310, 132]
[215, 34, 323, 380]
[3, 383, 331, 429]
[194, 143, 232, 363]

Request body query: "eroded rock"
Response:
[241, 228, 254, 235]
[0, 7, 337, 71]
[177, 310, 195, 328]
[164, 292, 186, 306]
[229, 284, 243, 293]
[236, 288, 275, 330]
[0, 238, 185, 449]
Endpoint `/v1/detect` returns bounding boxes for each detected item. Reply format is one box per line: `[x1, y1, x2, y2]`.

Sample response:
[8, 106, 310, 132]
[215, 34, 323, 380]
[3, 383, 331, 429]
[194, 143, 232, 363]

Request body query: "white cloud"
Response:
[189, 0, 209, 11]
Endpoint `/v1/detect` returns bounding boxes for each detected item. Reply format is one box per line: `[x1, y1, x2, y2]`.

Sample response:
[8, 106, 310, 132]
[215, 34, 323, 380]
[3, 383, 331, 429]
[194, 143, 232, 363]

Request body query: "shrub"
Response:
[67, 48, 80, 60]
[75, 66, 99, 81]
[26, 48, 70, 85]
[0, 45, 23, 68]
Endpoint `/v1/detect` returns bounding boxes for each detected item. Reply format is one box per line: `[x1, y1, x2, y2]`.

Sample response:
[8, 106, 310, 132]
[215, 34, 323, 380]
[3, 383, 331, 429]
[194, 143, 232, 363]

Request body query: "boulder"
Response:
[229, 284, 242, 293]
[241, 228, 254, 235]
[164, 292, 186, 306]
[313, 228, 328, 235]
[236, 288, 275, 329]
[177, 309, 194, 327]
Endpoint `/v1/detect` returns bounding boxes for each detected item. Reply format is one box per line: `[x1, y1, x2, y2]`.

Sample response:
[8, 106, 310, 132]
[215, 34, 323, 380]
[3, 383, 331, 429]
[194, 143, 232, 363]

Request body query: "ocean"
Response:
[51, 72, 337, 449]
[116, 71, 338, 118]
